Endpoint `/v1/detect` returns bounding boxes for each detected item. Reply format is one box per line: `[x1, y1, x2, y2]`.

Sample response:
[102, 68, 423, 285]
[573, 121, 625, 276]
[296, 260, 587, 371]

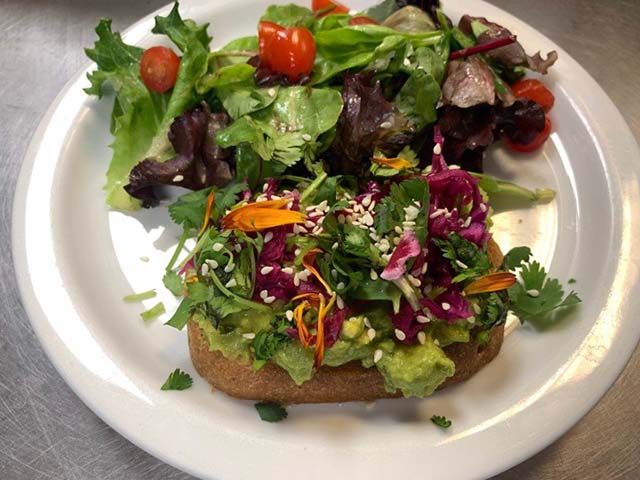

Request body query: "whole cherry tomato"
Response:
[312, 0, 349, 16]
[139, 46, 180, 93]
[511, 79, 555, 112]
[349, 15, 378, 25]
[258, 21, 316, 82]
[503, 114, 552, 153]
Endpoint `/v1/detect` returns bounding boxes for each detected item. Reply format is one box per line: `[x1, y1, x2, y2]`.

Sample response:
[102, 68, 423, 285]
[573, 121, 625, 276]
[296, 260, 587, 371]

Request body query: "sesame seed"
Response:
[395, 329, 406, 341]
[394, 226, 403, 234]
[338, 214, 346, 224]
[369, 200, 376, 211]
[293, 273, 300, 287]
[364, 317, 372, 328]
[271, 195, 281, 201]
[225, 278, 237, 288]
[408, 275, 421, 287]
[282, 267, 293, 275]
[285, 310, 294, 321]
[331, 242, 339, 251]
[467, 316, 476, 324]
[463, 217, 472, 228]
[294, 248, 302, 256]
[267, 88, 276, 96]
[362, 195, 372, 207]
[472, 303, 482, 314]
[305, 204, 317, 212]
[260, 266, 274, 275]
[298, 270, 311, 281]
[367, 328, 376, 340]
[293, 224, 306, 234]
[369, 232, 379, 241]
[172, 174, 184, 182]
[259, 289, 269, 299]
[381, 253, 392, 264]
[262, 183, 269, 192]
[302, 133, 312, 141]
[212, 243, 224, 252]
[312, 225, 323, 234]
[206, 259, 219, 269]
[242, 332, 256, 340]
[403, 58, 411, 67]
[380, 121, 392, 129]
[393, 237, 401, 245]
[201, 263, 209, 275]
[264, 296, 276, 304]
[346, 215, 354, 223]
[417, 331, 426, 345]
[336, 282, 345, 290]
[441, 302, 451, 311]
[416, 315, 430, 324]
[444, 211, 452, 218]
[305, 220, 316, 228]
[403, 205, 420, 221]
[140, 256, 149, 262]
[317, 200, 328, 210]
[264, 232, 274, 243]
[430, 208, 446, 219]
[362, 212, 374, 226]
[234, 244, 242, 253]
[433, 143, 442, 155]
[527, 289, 540, 297]
[449, 165, 461, 170]
[421, 263, 428, 274]
[480, 203, 487, 212]
[337, 295, 345, 309]
[455, 260, 468, 269]
[331, 269, 338, 280]
[402, 220, 416, 227]
[224, 263, 235, 273]
[434, 339, 440, 346]
[370, 269, 379, 281]
[374, 349, 383, 363]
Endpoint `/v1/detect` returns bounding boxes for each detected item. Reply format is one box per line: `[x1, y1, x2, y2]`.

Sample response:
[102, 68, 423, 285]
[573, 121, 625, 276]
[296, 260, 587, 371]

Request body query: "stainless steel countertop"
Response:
[1, 1, 638, 478]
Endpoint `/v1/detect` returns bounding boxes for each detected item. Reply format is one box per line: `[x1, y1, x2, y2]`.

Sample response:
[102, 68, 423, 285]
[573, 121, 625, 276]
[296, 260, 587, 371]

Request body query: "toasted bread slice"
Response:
[188, 238, 505, 404]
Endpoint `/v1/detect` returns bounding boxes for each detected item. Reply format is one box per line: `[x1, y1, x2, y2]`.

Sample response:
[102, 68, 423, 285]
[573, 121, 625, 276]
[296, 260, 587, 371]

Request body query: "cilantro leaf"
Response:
[187, 282, 213, 303]
[161, 368, 193, 391]
[163, 270, 184, 296]
[430, 415, 452, 429]
[255, 402, 288, 422]
[351, 278, 403, 313]
[477, 292, 508, 329]
[165, 297, 193, 330]
[508, 261, 581, 322]
[502, 246, 532, 271]
[252, 317, 291, 370]
[168, 187, 212, 230]
[432, 233, 491, 283]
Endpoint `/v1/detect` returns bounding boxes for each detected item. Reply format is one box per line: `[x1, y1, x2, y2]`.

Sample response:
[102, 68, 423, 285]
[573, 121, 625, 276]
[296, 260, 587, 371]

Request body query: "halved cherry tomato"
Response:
[511, 79, 555, 112]
[503, 114, 552, 153]
[312, 0, 349, 16]
[139, 46, 180, 93]
[349, 15, 378, 25]
[258, 22, 316, 82]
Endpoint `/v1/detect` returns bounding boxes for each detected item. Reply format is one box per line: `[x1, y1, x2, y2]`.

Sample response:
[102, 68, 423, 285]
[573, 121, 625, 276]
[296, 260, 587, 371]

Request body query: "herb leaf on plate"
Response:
[161, 368, 194, 390]
[430, 414, 452, 428]
[254, 402, 288, 422]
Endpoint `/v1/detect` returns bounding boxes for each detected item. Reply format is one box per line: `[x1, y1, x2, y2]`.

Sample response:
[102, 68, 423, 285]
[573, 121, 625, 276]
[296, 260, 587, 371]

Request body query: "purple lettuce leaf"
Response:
[442, 57, 496, 109]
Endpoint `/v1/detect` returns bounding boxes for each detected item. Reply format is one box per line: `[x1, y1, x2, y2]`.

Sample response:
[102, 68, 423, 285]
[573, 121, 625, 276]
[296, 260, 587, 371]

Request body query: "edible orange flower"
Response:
[302, 248, 332, 294]
[221, 198, 305, 231]
[372, 156, 414, 170]
[464, 272, 517, 295]
[294, 300, 312, 347]
[198, 188, 216, 236]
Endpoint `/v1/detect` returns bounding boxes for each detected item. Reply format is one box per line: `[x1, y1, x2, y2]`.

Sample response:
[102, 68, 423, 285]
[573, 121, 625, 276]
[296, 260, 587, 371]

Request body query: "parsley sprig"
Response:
[161, 368, 193, 391]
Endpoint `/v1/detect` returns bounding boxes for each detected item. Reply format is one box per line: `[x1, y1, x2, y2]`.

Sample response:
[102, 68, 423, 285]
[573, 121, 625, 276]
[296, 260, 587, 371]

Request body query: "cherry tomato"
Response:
[258, 22, 316, 82]
[312, 0, 349, 16]
[139, 46, 180, 93]
[511, 79, 555, 112]
[349, 15, 378, 25]
[503, 114, 552, 153]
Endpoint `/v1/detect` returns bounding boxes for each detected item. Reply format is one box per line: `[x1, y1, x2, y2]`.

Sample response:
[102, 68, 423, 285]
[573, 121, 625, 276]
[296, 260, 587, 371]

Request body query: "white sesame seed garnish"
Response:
[527, 289, 540, 297]
[417, 315, 430, 324]
[374, 349, 383, 363]
[362, 195, 372, 207]
[455, 260, 468, 269]
[336, 295, 345, 309]
[417, 331, 426, 345]
[225, 278, 237, 288]
[302, 133, 312, 142]
[206, 259, 219, 269]
[402, 220, 416, 227]
[480, 203, 488, 212]
[369, 232, 379, 241]
[264, 232, 274, 243]
[336, 281, 345, 290]
[305, 220, 316, 229]
[364, 317, 372, 328]
[305, 204, 317, 211]
[331, 269, 338, 280]
[224, 263, 235, 273]
[263, 296, 276, 304]
[380, 120, 392, 129]
[434, 339, 440, 346]
[293, 273, 300, 287]
[292, 224, 306, 234]
[394, 226, 403, 235]
[294, 248, 302, 256]
[337, 214, 346, 224]
[212, 243, 224, 252]
[370, 269, 379, 281]
[242, 332, 256, 340]
[172, 174, 184, 182]
[367, 328, 376, 340]
[234, 244, 242, 253]
[346, 214, 354, 223]
[282, 267, 293, 275]
[393, 237, 401, 245]
[298, 269, 311, 281]
[472, 303, 482, 314]
[262, 183, 269, 193]
[403, 57, 411, 67]
[259, 289, 269, 299]
[260, 266, 274, 275]
[267, 88, 276, 96]
[201, 263, 209, 275]
[408, 275, 421, 287]
[403, 205, 420, 221]
[395, 329, 406, 341]
[467, 316, 476, 324]
[449, 165, 461, 170]
[421, 263, 428, 275]
[271, 195, 281, 201]
[285, 310, 294, 321]
[441, 302, 451, 311]
[433, 143, 442, 155]
[444, 211, 452, 219]
[430, 208, 446, 219]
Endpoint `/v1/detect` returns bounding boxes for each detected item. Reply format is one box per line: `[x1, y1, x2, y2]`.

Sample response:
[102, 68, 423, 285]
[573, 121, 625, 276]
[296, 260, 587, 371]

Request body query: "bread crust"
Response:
[188, 238, 505, 404]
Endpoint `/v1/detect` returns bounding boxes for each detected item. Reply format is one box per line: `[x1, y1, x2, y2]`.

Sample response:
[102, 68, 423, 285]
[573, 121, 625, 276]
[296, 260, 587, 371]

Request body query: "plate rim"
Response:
[12, 1, 640, 479]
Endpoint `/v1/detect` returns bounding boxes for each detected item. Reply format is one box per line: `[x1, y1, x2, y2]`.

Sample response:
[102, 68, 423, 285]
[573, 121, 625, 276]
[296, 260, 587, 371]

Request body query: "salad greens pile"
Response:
[86, 0, 577, 408]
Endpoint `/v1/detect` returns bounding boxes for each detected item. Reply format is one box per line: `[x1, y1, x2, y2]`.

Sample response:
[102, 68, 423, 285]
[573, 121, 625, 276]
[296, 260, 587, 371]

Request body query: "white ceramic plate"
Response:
[13, 1, 640, 478]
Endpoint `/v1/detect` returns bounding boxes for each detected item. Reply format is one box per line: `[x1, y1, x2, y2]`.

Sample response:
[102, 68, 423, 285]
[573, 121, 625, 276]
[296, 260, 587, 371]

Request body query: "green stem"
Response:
[471, 173, 556, 202]
[123, 289, 157, 302]
[209, 49, 258, 58]
[176, 231, 210, 271]
[280, 174, 310, 184]
[165, 229, 190, 272]
[300, 172, 328, 203]
[209, 269, 272, 313]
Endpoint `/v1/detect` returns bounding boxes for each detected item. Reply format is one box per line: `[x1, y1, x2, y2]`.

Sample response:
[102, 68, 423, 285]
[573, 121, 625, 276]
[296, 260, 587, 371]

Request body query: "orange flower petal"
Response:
[198, 188, 216, 237]
[464, 272, 517, 295]
[314, 293, 336, 369]
[294, 301, 311, 347]
[221, 199, 305, 232]
[302, 249, 332, 295]
[372, 156, 414, 170]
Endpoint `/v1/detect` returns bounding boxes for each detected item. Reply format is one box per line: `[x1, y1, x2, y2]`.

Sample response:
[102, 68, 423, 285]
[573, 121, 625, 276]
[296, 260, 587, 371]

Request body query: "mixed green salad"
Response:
[85, 0, 578, 413]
